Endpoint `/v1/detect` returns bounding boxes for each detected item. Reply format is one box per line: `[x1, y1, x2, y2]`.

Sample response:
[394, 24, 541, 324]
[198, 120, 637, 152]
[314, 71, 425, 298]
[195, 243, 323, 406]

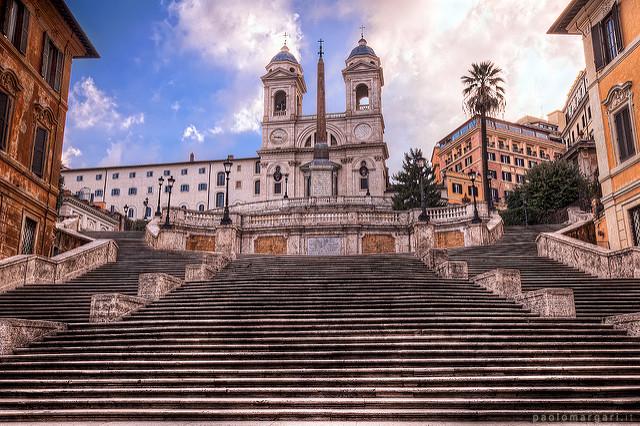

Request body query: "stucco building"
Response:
[431, 116, 566, 208]
[62, 37, 391, 219]
[550, 0, 640, 249]
[0, 0, 97, 259]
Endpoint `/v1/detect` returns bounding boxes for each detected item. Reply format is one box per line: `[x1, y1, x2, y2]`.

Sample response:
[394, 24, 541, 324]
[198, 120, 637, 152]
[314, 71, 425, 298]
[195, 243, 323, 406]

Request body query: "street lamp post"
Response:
[486, 173, 493, 211]
[416, 156, 429, 222]
[283, 173, 289, 199]
[163, 176, 175, 228]
[155, 176, 164, 217]
[220, 156, 233, 225]
[468, 170, 482, 223]
[523, 177, 530, 228]
[123, 204, 129, 231]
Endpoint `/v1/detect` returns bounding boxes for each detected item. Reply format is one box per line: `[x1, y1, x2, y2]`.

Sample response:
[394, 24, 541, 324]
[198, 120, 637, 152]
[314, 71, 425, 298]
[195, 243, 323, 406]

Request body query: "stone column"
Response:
[413, 222, 435, 256]
[216, 225, 239, 258]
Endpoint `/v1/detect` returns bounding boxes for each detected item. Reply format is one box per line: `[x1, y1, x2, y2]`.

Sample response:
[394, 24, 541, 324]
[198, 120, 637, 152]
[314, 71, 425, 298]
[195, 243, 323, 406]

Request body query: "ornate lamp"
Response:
[416, 156, 429, 222]
[163, 176, 175, 228]
[468, 169, 481, 223]
[155, 176, 164, 217]
[220, 156, 233, 225]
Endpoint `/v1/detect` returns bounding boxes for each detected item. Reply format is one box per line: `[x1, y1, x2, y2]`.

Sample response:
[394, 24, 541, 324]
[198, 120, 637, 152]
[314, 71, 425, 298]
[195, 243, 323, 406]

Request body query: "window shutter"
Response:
[53, 50, 63, 92]
[0, 93, 9, 151]
[612, 1, 624, 52]
[18, 6, 28, 54]
[1, 0, 12, 36]
[5, 0, 16, 40]
[41, 33, 50, 79]
[32, 127, 47, 177]
[592, 23, 605, 71]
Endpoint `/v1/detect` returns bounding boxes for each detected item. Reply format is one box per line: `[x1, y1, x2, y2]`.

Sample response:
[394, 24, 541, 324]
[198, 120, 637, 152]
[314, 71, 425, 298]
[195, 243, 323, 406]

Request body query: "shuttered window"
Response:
[41, 33, 64, 92]
[0, 91, 10, 151]
[1, 0, 29, 54]
[31, 127, 47, 178]
[614, 105, 636, 162]
[592, 2, 623, 71]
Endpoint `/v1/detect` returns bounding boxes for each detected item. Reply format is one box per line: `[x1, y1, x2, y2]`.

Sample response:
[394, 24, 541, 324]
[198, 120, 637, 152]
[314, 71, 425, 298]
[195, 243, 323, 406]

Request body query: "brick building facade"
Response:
[0, 0, 97, 259]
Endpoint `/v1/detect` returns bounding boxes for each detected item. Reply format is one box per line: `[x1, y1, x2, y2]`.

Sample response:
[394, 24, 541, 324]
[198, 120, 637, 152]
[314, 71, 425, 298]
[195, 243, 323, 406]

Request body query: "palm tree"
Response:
[461, 61, 506, 207]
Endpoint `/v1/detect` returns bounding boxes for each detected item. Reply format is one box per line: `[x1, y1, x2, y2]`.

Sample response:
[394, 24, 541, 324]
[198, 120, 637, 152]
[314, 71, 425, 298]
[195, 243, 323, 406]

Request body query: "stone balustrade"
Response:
[0, 318, 67, 355]
[537, 220, 640, 278]
[138, 273, 184, 302]
[517, 288, 576, 318]
[473, 269, 522, 300]
[0, 239, 118, 294]
[418, 248, 449, 270]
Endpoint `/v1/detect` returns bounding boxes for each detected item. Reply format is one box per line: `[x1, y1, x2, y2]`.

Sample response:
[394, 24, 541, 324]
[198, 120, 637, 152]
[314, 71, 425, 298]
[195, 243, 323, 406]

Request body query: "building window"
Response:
[76, 175, 83, 182]
[467, 186, 477, 196]
[274, 90, 286, 115]
[197, 183, 207, 191]
[254, 180, 260, 195]
[0, 91, 12, 151]
[180, 184, 189, 192]
[2, 0, 30, 54]
[491, 188, 499, 201]
[500, 154, 511, 164]
[181, 168, 188, 175]
[488, 152, 496, 161]
[504, 190, 513, 200]
[95, 189, 103, 197]
[454, 163, 462, 172]
[452, 183, 463, 194]
[630, 205, 640, 246]
[145, 206, 152, 218]
[129, 172, 136, 178]
[96, 174, 102, 180]
[146, 171, 153, 177]
[501, 171, 512, 182]
[41, 34, 64, 92]
[488, 170, 497, 179]
[236, 165, 241, 172]
[163, 170, 170, 176]
[217, 171, 225, 186]
[198, 167, 206, 174]
[20, 216, 37, 255]
[128, 187, 137, 195]
[197, 204, 205, 212]
[529, 160, 538, 168]
[164, 186, 170, 193]
[592, 3, 623, 70]
[235, 180, 242, 189]
[614, 105, 636, 162]
[274, 182, 282, 194]
[111, 188, 120, 196]
[356, 83, 370, 110]
[112, 173, 119, 179]
[516, 174, 525, 184]
[128, 208, 135, 218]
[464, 156, 472, 166]
[215, 192, 224, 208]
[147, 186, 153, 194]
[31, 127, 48, 178]
[515, 158, 525, 167]
[255, 161, 261, 174]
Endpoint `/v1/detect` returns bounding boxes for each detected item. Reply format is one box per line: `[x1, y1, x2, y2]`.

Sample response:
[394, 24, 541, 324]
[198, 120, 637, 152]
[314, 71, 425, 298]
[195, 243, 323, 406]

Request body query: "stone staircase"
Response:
[0, 231, 204, 324]
[449, 225, 640, 321]
[1, 250, 640, 420]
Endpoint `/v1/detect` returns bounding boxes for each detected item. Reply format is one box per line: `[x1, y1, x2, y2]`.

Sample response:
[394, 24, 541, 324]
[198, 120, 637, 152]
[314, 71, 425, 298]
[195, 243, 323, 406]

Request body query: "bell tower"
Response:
[261, 43, 306, 124]
[342, 31, 383, 115]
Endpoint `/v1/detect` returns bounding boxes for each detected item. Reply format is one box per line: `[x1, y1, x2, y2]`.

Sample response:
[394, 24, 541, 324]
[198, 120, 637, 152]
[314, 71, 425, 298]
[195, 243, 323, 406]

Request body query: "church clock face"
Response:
[270, 128, 288, 145]
[354, 123, 372, 141]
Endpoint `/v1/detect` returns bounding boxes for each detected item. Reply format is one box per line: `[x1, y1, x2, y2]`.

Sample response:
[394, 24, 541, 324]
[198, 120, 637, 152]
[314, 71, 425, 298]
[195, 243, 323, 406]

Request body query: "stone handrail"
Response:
[485, 214, 504, 245]
[0, 238, 118, 294]
[537, 220, 640, 279]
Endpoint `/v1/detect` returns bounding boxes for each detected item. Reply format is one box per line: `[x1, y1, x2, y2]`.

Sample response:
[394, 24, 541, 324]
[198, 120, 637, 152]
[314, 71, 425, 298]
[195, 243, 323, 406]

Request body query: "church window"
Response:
[356, 84, 370, 110]
[254, 180, 260, 195]
[274, 90, 286, 116]
[359, 161, 369, 191]
[330, 134, 337, 146]
[273, 165, 283, 194]
[216, 172, 225, 186]
[254, 161, 261, 174]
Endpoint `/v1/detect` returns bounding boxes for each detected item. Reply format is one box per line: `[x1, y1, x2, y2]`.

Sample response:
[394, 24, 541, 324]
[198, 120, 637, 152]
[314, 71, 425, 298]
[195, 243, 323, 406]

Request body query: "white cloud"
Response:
[182, 124, 205, 143]
[337, 0, 584, 171]
[208, 126, 223, 135]
[61, 146, 82, 166]
[171, 101, 181, 112]
[68, 77, 145, 131]
[121, 113, 145, 130]
[229, 94, 262, 134]
[100, 142, 125, 166]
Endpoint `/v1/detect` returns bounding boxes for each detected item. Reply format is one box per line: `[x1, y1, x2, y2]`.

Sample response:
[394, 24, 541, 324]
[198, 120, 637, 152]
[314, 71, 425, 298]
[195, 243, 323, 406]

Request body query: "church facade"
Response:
[61, 37, 392, 220]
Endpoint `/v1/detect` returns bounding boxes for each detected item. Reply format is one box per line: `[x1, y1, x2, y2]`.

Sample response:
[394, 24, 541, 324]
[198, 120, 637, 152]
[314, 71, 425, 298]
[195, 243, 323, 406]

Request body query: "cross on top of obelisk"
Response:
[318, 39, 324, 58]
[283, 32, 288, 46]
[360, 25, 365, 38]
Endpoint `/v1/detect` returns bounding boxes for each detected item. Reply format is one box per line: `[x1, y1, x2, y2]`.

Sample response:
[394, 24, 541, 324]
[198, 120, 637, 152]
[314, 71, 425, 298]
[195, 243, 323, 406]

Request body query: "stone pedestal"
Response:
[90, 293, 148, 323]
[604, 312, 640, 336]
[434, 261, 468, 280]
[418, 248, 449, 270]
[464, 222, 486, 247]
[138, 273, 184, 301]
[517, 288, 576, 318]
[473, 269, 522, 300]
[185, 264, 217, 282]
[215, 226, 238, 258]
[0, 318, 66, 355]
[413, 222, 435, 256]
[309, 162, 334, 197]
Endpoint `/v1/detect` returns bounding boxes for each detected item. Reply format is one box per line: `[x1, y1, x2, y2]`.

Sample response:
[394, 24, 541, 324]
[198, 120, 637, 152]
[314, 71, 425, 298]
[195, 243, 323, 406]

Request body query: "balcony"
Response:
[357, 104, 371, 111]
[273, 110, 286, 117]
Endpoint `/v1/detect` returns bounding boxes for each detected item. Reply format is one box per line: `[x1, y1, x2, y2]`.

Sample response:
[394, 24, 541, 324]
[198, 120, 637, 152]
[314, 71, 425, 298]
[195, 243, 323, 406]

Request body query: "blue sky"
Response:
[62, 0, 585, 173]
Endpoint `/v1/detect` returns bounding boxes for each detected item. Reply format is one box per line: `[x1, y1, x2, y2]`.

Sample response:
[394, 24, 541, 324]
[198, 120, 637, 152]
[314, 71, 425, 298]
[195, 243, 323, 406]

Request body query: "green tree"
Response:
[501, 160, 592, 225]
[461, 61, 506, 206]
[392, 148, 442, 210]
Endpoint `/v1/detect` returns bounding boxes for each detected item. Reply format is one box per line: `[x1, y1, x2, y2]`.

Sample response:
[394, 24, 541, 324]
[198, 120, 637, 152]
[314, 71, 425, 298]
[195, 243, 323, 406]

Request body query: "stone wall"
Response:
[186, 234, 216, 252]
[435, 230, 464, 248]
[564, 220, 597, 245]
[361, 234, 395, 254]
[254, 236, 287, 255]
[0, 318, 67, 355]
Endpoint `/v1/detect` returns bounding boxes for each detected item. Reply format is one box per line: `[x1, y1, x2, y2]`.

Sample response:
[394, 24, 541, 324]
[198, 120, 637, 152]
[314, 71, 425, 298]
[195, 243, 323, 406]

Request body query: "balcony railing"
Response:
[357, 104, 371, 111]
[273, 110, 286, 116]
